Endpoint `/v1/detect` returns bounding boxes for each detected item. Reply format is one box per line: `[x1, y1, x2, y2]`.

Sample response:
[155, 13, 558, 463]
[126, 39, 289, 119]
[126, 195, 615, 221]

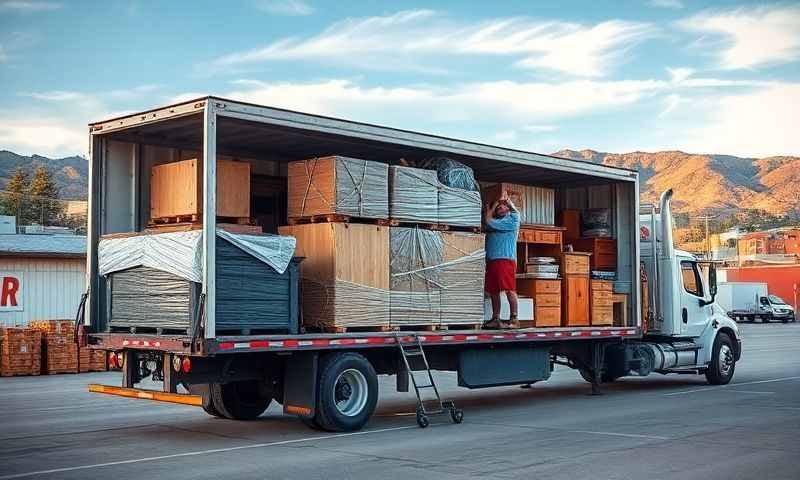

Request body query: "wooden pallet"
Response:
[318, 324, 394, 334]
[144, 222, 263, 235]
[389, 221, 482, 233]
[0, 327, 42, 377]
[148, 215, 254, 227]
[439, 323, 482, 331]
[287, 214, 390, 226]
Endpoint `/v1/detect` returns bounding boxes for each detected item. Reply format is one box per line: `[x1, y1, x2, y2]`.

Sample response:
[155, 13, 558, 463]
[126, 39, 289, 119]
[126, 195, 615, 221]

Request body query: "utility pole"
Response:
[694, 213, 716, 260]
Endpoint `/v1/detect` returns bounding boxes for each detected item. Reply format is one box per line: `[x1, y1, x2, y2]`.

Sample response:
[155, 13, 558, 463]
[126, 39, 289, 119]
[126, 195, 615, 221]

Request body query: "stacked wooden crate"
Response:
[30, 320, 78, 374]
[79, 348, 108, 372]
[0, 327, 41, 377]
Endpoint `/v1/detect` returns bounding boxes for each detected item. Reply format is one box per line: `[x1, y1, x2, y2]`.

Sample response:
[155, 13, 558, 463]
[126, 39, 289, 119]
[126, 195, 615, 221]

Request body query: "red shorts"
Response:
[484, 259, 517, 294]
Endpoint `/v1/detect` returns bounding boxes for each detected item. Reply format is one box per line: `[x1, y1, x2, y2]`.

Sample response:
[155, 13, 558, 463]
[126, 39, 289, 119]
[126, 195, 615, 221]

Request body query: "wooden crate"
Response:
[0, 328, 41, 377]
[150, 158, 251, 221]
[30, 320, 78, 374]
[561, 252, 590, 276]
[517, 278, 562, 327]
[279, 223, 390, 331]
[287, 156, 388, 220]
[590, 279, 614, 326]
[79, 348, 108, 372]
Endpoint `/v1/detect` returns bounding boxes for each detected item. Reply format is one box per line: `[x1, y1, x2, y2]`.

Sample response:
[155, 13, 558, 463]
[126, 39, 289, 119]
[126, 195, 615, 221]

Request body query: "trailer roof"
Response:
[89, 96, 638, 185]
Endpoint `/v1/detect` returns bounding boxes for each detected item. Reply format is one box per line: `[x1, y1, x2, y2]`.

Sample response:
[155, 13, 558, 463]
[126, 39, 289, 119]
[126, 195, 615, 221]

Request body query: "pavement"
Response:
[1, 323, 798, 480]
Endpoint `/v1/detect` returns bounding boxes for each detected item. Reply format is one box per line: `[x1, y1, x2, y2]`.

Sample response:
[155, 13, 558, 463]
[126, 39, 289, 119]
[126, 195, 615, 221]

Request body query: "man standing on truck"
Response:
[484, 191, 521, 329]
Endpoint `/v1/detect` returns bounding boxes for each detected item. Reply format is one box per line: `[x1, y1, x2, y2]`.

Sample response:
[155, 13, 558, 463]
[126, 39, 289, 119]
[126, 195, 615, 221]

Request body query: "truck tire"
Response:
[314, 352, 378, 432]
[705, 332, 735, 385]
[210, 380, 272, 420]
[579, 368, 618, 384]
[185, 383, 223, 418]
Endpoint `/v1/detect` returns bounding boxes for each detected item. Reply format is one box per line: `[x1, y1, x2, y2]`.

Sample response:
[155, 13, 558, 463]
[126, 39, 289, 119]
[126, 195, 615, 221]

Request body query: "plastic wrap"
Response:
[108, 266, 196, 331]
[390, 227, 485, 327]
[288, 156, 389, 219]
[299, 279, 391, 330]
[99, 229, 297, 282]
[389, 166, 438, 223]
[438, 186, 481, 227]
[418, 156, 479, 191]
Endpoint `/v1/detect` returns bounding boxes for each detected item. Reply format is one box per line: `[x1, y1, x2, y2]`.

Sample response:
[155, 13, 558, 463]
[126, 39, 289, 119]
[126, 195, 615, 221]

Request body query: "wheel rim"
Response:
[718, 344, 734, 377]
[333, 368, 368, 417]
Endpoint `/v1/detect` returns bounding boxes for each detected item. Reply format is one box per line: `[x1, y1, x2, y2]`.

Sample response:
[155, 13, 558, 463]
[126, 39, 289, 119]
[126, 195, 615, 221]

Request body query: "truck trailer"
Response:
[83, 97, 742, 432]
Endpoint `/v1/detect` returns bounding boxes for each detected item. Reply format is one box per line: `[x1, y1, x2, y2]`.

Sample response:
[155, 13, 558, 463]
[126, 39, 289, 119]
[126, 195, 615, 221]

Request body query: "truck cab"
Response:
[631, 189, 741, 384]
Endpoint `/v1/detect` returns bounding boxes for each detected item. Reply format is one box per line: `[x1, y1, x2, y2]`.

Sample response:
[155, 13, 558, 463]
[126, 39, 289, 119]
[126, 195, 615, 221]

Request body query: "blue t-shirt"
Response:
[485, 212, 520, 261]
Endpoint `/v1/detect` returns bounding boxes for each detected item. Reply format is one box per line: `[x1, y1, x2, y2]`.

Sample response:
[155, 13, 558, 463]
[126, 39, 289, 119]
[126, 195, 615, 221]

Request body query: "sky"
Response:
[0, 0, 798, 159]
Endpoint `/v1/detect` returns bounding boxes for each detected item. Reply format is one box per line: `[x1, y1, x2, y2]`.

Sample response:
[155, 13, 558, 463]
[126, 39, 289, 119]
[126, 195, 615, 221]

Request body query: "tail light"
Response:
[108, 351, 117, 369]
[181, 357, 191, 374]
[172, 355, 182, 373]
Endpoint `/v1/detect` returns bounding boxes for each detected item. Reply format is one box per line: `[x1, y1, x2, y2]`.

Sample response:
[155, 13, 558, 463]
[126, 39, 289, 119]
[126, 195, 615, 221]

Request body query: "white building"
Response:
[0, 234, 86, 326]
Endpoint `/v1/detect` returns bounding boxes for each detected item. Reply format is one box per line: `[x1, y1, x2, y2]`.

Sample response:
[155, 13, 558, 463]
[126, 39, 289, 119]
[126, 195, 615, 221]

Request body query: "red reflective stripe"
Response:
[219, 342, 235, 350]
[311, 339, 330, 346]
[250, 341, 270, 348]
[283, 340, 299, 348]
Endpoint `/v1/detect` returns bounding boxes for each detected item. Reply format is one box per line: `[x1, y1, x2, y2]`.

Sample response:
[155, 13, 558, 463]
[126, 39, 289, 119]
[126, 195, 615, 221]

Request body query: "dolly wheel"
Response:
[416, 407, 430, 429]
[450, 408, 464, 424]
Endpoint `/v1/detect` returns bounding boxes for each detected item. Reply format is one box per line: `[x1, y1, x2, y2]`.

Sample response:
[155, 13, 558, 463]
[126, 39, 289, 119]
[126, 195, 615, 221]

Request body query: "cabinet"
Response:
[562, 276, 590, 326]
[573, 238, 616, 271]
[516, 225, 565, 272]
[590, 280, 613, 326]
[517, 278, 561, 327]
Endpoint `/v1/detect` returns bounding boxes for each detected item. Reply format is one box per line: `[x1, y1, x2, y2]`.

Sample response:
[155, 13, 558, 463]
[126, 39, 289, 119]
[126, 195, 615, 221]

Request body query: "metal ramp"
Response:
[395, 332, 463, 428]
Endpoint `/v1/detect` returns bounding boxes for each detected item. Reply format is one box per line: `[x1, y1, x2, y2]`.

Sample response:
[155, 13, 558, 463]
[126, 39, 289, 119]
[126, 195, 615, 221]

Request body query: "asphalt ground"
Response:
[1, 322, 798, 480]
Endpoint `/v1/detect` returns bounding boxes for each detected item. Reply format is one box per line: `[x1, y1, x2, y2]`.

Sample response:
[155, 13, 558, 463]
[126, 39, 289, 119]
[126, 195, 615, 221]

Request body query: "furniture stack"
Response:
[560, 253, 591, 326]
[30, 320, 78, 374]
[516, 278, 562, 327]
[590, 280, 614, 326]
[0, 327, 41, 377]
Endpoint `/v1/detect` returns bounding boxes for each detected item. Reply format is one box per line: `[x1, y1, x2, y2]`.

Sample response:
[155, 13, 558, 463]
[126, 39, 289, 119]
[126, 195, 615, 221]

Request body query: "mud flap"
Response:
[282, 351, 318, 418]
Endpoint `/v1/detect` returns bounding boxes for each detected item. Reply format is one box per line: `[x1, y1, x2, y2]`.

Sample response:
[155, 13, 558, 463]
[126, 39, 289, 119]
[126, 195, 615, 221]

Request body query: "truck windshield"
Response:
[768, 295, 787, 305]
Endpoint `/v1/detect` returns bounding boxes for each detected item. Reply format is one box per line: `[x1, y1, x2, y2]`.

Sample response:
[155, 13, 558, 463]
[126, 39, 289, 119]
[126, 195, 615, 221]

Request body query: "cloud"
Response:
[648, 0, 683, 8]
[207, 10, 654, 77]
[0, 116, 86, 157]
[678, 83, 800, 157]
[254, 0, 314, 16]
[679, 5, 800, 70]
[0, 1, 61, 12]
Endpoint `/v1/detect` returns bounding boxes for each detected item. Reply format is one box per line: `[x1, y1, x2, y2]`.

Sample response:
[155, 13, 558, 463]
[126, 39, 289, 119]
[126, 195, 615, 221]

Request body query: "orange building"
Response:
[722, 265, 800, 310]
[737, 229, 800, 257]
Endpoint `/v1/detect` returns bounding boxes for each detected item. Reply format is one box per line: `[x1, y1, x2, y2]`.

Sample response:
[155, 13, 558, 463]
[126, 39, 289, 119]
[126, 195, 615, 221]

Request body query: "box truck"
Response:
[717, 282, 795, 323]
[82, 97, 742, 431]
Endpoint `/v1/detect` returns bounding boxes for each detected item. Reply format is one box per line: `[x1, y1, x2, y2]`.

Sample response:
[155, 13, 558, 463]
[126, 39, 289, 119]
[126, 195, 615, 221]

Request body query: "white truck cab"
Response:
[626, 189, 741, 385]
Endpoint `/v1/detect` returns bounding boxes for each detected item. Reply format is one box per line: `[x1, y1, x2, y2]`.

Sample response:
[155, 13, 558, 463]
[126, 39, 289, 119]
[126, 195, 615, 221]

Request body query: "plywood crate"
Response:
[150, 158, 251, 221]
[439, 185, 481, 228]
[440, 231, 485, 326]
[0, 327, 41, 377]
[287, 156, 389, 220]
[279, 223, 390, 331]
[30, 320, 78, 374]
[389, 166, 438, 224]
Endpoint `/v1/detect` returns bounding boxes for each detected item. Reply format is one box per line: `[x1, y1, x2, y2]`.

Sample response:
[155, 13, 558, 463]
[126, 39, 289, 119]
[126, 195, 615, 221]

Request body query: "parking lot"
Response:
[1, 322, 798, 480]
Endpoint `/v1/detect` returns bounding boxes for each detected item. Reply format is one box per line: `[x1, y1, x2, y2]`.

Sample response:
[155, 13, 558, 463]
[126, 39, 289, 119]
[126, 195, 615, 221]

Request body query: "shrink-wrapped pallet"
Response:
[389, 228, 486, 327]
[439, 231, 486, 325]
[0, 327, 41, 377]
[279, 223, 391, 331]
[389, 228, 443, 326]
[288, 156, 389, 220]
[439, 187, 482, 227]
[389, 166, 438, 224]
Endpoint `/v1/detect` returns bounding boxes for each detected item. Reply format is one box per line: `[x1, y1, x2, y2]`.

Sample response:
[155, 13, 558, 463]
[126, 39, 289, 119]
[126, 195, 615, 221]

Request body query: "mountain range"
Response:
[553, 149, 800, 216]
[0, 150, 88, 200]
[1, 149, 798, 217]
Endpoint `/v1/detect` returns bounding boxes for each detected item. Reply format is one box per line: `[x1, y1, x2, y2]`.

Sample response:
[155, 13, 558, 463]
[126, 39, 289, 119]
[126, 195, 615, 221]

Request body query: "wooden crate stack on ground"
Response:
[0, 327, 41, 377]
[79, 348, 108, 372]
[30, 320, 78, 374]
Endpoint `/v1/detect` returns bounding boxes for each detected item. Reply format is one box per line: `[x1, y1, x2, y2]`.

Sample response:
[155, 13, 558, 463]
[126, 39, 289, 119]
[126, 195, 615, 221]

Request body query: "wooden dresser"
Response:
[572, 238, 616, 271]
[517, 278, 561, 327]
[561, 252, 590, 326]
[590, 280, 613, 326]
[516, 224, 565, 273]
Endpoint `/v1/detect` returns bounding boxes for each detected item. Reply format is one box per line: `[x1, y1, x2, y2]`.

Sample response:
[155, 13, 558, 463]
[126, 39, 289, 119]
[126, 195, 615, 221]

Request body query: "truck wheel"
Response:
[579, 369, 618, 384]
[210, 380, 272, 420]
[705, 332, 735, 385]
[314, 352, 378, 432]
[185, 383, 223, 418]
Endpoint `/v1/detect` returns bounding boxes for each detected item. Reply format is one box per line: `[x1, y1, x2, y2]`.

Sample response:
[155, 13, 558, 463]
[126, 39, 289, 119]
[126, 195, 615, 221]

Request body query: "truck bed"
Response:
[88, 325, 641, 355]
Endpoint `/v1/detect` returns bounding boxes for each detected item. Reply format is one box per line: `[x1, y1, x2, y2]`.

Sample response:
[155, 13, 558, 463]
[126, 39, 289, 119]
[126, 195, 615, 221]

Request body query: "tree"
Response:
[28, 165, 64, 225]
[0, 167, 33, 225]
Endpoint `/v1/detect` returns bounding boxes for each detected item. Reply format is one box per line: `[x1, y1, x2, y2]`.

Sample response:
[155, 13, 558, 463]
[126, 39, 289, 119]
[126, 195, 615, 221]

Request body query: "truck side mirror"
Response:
[709, 264, 717, 297]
